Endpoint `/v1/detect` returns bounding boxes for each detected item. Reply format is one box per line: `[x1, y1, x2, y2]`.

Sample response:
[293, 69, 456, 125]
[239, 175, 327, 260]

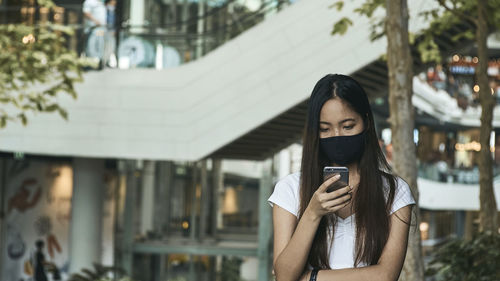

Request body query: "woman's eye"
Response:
[319, 128, 328, 132]
[344, 125, 354, 130]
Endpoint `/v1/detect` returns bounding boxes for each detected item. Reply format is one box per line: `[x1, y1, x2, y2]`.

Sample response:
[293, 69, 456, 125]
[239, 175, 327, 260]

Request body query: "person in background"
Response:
[432, 64, 447, 91]
[426, 67, 436, 86]
[447, 75, 459, 98]
[106, 0, 116, 28]
[104, 0, 117, 67]
[34, 240, 48, 281]
[436, 158, 449, 182]
[83, 0, 107, 68]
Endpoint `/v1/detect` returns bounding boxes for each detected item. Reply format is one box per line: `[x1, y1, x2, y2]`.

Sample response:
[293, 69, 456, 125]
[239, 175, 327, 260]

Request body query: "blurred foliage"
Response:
[415, 0, 475, 64]
[399, 0, 500, 64]
[0, 0, 92, 128]
[68, 263, 129, 281]
[329, 0, 500, 63]
[425, 232, 500, 281]
[217, 256, 243, 281]
[330, 0, 385, 41]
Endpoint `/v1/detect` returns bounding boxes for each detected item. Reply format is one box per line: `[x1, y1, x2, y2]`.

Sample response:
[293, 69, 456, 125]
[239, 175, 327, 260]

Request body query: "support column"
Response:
[278, 149, 290, 180]
[140, 160, 156, 235]
[69, 158, 104, 274]
[153, 161, 171, 281]
[455, 210, 465, 238]
[196, 0, 205, 59]
[188, 254, 196, 280]
[257, 159, 273, 281]
[190, 163, 199, 240]
[212, 159, 223, 236]
[130, 0, 145, 31]
[200, 160, 209, 241]
[429, 211, 437, 240]
[0, 158, 7, 276]
[151, 254, 162, 281]
[121, 160, 137, 275]
[155, 161, 172, 236]
[181, 0, 189, 33]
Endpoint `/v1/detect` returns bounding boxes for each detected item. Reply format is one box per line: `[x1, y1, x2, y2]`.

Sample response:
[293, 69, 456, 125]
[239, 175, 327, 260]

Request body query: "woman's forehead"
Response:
[320, 98, 360, 121]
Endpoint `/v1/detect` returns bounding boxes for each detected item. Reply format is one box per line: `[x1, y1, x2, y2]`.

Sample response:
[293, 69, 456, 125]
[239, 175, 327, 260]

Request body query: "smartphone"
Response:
[323, 166, 349, 193]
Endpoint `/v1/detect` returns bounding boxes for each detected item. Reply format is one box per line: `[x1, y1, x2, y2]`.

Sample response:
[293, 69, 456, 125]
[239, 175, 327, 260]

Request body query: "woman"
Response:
[268, 74, 415, 281]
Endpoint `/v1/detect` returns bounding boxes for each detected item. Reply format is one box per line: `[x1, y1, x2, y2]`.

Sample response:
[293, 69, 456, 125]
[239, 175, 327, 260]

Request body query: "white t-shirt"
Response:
[83, 0, 107, 31]
[268, 172, 415, 269]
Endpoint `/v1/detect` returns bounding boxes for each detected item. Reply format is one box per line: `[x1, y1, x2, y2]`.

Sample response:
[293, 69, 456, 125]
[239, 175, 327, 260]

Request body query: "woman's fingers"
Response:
[317, 185, 351, 205]
[322, 193, 352, 210]
[317, 174, 341, 193]
[328, 200, 351, 212]
[321, 185, 351, 201]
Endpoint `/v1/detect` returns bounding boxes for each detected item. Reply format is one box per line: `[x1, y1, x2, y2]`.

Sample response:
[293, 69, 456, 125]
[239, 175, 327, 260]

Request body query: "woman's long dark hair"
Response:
[299, 74, 396, 268]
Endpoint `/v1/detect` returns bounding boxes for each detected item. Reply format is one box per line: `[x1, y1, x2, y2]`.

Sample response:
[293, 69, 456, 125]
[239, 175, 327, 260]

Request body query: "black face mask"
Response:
[319, 131, 366, 165]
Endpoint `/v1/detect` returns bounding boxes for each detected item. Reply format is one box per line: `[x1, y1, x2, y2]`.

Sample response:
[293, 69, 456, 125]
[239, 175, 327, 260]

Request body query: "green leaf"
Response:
[408, 32, 416, 45]
[18, 113, 27, 125]
[45, 104, 59, 112]
[417, 35, 441, 63]
[353, 0, 384, 18]
[0, 97, 10, 103]
[329, 1, 344, 11]
[58, 107, 68, 120]
[331, 17, 353, 36]
[0, 116, 6, 128]
[451, 30, 475, 42]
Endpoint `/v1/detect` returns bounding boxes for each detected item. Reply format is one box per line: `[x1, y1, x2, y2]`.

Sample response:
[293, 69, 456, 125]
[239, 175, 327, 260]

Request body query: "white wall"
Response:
[0, 161, 73, 281]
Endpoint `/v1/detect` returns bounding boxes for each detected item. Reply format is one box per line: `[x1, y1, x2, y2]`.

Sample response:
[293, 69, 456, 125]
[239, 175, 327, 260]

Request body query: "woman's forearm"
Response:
[314, 264, 394, 281]
[274, 208, 321, 281]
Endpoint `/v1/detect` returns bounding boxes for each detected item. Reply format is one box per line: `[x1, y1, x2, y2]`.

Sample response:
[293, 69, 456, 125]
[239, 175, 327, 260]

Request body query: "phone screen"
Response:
[323, 166, 349, 192]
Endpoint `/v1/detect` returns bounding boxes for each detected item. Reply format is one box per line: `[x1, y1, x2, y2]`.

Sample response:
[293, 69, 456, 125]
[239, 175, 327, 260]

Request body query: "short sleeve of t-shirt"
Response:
[268, 173, 301, 217]
[390, 177, 416, 214]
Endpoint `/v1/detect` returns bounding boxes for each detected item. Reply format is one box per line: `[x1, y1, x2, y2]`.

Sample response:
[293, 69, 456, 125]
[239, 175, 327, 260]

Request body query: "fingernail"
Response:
[349, 185, 353, 190]
[334, 174, 341, 179]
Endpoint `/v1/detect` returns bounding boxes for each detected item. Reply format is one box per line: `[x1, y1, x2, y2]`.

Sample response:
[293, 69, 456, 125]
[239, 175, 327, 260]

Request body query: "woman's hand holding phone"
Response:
[306, 174, 352, 221]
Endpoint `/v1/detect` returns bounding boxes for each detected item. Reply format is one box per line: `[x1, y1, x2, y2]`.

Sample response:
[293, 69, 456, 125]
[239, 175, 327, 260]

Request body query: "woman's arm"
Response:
[272, 205, 318, 281]
[273, 175, 352, 281]
[299, 205, 413, 281]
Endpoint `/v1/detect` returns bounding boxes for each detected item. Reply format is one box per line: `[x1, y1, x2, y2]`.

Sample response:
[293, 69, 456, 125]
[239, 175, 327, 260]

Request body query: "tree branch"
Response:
[436, 0, 477, 26]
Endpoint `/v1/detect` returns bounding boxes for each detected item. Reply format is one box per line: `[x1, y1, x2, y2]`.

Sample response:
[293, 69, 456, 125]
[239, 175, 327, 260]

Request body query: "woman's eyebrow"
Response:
[320, 118, 355, 125]
[339, 118, 355, 124]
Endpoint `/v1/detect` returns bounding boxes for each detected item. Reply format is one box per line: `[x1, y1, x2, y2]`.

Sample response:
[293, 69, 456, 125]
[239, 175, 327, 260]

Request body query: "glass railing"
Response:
[418, 162, 500, 184]
[1, 0, 295, 70]
[116, 0, 294, 69]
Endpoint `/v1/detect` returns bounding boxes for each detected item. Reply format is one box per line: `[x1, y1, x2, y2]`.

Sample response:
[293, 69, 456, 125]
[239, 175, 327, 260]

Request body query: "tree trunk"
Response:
[476, 0, 498, 233]
[385, 1, 425, 281]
